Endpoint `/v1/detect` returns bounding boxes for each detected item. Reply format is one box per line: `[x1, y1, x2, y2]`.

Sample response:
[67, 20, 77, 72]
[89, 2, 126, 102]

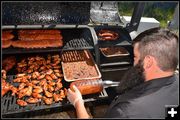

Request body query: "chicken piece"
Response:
[32, 92, 42, 99]
[45, 75, 53, 81]
[26, 82, 33, 86]
[46, 65, 52, 69]
[20, 76, 29, 83]
[64, 88, 67, 96]
[43, 83, 48, 91]
[13, 77, 22, 83]
[46, 69, 53, 75]
[27, 69, 33, 74]
[57, 82, 63, 89]
[48, 85, 54, 92]
[1, 79, 11, 96]
[53, 66, 60, 69]
[56, 78, 62, 83]
[17, 99, 28, 106]
[44, 90, 53, 98]
[40, 66, 46, 71]
[53, 93, 63, 102]
[31, 80, 40, 85]
[60, 90, 66, 98]
[54, 69, 60, 73]
[26, 97, 40, 104]
[16, 73, 26, 77]
[43, 96, 53, 105]
[10, 85, 18, 96]
[47, 80, 56, 86]
[55, 72, 63, 78]
[18, 87, 29, 98]
[2, 56, 16, 72]
[18, 83, 26, 91]
[50, 73, 58, 80]
[54, 81, 63, 92]
[46, 60, 51, 64]
[1, 70, 7, 79]
[37, 74, 45, 80]
[25, 86, 33, 96]
[33, 86, 43, 93]
[39, 79, 47, 86]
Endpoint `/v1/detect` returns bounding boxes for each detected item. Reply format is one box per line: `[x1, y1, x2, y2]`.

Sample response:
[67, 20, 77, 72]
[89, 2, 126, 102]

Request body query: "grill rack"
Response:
[2, 28, 95, 54]
[2, 75, 108, 116]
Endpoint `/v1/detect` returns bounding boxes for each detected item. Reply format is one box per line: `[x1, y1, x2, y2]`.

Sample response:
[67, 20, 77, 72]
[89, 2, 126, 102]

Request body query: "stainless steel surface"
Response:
[98, 79, 120, 88]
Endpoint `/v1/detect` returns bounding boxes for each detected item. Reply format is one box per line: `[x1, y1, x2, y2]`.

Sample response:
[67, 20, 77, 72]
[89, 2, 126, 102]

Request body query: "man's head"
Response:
[133, 27, 179, 81]
[116, 27, 178, 94]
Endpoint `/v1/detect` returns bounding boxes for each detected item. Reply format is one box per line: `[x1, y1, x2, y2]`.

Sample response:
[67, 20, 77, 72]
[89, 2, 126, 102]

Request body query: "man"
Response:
[67, 27, 179, 118]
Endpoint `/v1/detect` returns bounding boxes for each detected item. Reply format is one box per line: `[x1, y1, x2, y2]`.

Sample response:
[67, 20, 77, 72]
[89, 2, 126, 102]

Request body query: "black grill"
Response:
[2, 28, 94, 55]
[2, 74, 108, 116]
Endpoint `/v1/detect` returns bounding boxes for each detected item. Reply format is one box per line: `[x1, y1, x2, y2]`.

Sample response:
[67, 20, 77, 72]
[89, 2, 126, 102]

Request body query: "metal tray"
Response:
[100, 46, 130, 57]
[61, 50, 102, 82]
[94, 26, 132, 47]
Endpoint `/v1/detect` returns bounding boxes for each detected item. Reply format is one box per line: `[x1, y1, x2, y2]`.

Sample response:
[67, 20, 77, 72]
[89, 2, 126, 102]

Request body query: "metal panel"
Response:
[2, 2, 90, 25]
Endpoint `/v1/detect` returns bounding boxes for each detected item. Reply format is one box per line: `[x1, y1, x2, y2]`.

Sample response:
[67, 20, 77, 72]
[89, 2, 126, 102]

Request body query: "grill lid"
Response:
[2, 2, 90, 25]
[90, 1, 124, 26]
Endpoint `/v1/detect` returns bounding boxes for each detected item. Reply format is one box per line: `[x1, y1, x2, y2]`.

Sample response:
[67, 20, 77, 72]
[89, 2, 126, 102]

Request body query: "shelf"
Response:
[98, 40, 131, 47]
[2, 46, 94, 55]
[100, 61, 131, 67]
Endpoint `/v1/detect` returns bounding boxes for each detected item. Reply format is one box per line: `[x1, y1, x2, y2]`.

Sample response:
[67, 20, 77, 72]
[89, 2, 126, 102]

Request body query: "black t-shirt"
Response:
[104, 74, 179, 118]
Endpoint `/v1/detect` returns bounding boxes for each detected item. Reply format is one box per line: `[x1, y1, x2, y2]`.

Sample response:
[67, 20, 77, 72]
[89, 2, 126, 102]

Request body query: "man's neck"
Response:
[145, 70, 174, 82]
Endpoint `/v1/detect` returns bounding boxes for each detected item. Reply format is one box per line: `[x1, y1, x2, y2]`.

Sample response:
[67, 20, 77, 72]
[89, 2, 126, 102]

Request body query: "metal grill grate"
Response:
[2, 76, 108, 116]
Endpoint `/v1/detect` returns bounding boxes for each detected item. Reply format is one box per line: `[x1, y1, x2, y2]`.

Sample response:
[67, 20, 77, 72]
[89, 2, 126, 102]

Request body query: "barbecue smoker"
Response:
[1, 2, 145, 118]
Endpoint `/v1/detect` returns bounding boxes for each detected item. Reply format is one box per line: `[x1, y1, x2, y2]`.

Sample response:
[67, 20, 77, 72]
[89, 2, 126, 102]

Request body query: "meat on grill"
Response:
[12, 39, 63, 48]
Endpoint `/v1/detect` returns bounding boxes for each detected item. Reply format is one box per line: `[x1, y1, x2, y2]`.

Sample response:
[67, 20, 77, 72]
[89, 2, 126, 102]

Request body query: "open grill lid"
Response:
[2, 2, 90, 25]
[90, 1, 124, 26]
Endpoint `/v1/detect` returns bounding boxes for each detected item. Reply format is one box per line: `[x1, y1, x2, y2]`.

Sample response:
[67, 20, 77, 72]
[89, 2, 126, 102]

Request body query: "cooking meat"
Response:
[18, 29, 61, 34]
[2, 32, 14, 41]
[2, 40, 12, 48]
[98, 29, 119, 41]
[53, 93, 63, 102]
[10, 85, 18, 96]
[26, 97, 40, 104]
[100, 47, 129, 56]
[62, 50, 100, 81]
[33, 86, 43, 93]
[3, 54, 65, 106]
[12, 39, 63, 48]
[43, 96, 53, 105]
[17, 99, 28, 107]
[1, 79, 11, 97]
[18, 34, 62, 41]
[32, 92, 43, 99]
[44, 90, 53, 98]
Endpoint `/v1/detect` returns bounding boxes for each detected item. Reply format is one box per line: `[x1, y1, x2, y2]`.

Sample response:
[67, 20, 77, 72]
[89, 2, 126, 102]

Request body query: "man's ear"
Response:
[143, 55, 154, 70]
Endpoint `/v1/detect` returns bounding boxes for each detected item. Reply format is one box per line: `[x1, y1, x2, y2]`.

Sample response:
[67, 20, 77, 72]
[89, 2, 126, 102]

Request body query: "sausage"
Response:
[98, 30, 119, 41]
[70, 79, 103, 95]
[2, 40, 12, 48]
[18, 34, 63, 41]
[2, 32, 14, 41]
[12, 39, 63, 48]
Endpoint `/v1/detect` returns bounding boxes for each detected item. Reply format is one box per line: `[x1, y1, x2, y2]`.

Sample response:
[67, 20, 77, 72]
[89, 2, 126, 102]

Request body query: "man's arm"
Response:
[67, 85, 90, 119]
[74, 99, 90, 118]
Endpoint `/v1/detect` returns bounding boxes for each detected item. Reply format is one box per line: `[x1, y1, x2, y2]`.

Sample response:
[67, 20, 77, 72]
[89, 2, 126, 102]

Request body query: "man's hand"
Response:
[67, 85, 84, 107]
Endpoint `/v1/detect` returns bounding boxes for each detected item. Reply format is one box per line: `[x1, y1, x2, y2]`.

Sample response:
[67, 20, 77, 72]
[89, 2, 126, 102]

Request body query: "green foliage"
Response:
[118, 2, 176, 28]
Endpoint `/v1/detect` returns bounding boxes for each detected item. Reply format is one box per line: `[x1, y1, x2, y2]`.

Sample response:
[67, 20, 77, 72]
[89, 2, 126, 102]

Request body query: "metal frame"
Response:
[125, 2, 145, 33]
